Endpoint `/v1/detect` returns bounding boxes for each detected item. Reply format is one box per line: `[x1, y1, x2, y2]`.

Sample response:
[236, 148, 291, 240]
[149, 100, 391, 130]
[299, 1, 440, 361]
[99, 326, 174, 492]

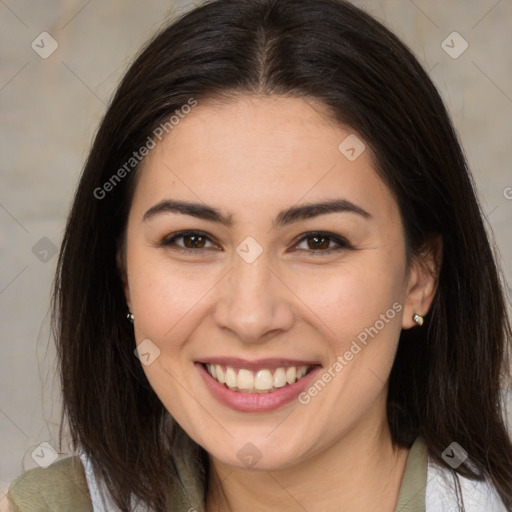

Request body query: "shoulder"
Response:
[426, 457, 508, 512]
[7, 456, 92, 512]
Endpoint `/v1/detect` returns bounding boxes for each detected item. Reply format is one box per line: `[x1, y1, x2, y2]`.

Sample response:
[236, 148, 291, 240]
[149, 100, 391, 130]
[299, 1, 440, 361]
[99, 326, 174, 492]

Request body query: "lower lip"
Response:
[195, 362, 322, 412]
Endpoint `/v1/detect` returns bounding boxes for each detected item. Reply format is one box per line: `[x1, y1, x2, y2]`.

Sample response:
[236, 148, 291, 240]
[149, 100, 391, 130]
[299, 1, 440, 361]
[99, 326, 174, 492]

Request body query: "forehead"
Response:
[130, 95, 397, 224]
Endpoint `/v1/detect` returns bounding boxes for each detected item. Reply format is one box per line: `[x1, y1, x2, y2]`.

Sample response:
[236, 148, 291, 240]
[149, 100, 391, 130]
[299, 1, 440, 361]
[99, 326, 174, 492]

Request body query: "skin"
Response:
[119, 95, 440, 511]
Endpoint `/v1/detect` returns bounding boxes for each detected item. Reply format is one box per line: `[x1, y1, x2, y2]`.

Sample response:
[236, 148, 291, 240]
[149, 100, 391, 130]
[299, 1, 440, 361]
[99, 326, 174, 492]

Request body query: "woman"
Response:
[8, 0, 512, 510]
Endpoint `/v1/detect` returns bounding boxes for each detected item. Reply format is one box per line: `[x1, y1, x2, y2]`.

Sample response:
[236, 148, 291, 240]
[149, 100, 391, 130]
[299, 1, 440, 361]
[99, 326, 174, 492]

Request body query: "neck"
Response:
[206, 408, 410, 512]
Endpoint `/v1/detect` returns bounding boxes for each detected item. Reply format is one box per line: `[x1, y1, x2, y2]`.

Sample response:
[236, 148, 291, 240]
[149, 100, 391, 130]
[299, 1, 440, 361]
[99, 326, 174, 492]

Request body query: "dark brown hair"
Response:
[53, 0, 512, 510]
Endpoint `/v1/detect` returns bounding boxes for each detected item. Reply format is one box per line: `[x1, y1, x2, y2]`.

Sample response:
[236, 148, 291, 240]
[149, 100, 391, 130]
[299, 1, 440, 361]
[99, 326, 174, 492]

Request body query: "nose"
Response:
[213, 252, 295, 343]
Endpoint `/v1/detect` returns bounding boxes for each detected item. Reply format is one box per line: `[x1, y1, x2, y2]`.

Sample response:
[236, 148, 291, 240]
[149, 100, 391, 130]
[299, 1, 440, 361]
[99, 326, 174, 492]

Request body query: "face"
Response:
[120, 95, 436, 470]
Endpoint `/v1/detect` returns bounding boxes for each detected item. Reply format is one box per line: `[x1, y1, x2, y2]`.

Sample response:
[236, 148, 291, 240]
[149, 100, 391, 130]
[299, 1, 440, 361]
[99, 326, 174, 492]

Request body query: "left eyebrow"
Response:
[142, 198, 371, 227]
[273, 199, 372, 228]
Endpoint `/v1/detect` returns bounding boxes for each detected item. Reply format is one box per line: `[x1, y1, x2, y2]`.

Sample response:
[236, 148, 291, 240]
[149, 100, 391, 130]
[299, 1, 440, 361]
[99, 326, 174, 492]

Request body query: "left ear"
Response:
[402, 235, 443, 329]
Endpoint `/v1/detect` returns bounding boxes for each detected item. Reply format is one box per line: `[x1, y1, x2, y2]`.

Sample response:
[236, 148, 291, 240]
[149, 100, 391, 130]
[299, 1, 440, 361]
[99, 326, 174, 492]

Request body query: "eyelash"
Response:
[159, 230, 354, 255]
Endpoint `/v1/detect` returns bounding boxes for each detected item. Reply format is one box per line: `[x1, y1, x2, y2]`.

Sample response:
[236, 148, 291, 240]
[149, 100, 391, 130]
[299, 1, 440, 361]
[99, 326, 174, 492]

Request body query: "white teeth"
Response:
[237, 369, 254, 391]
[273, 367, 287, 388]
[285, 367, 296, 384]
[225, 367, 237, 388]
[215, 365, 225, 384]
[254, 369, 273, 390]
[204, 364, 311, 393]
[297, 366, 307, 379]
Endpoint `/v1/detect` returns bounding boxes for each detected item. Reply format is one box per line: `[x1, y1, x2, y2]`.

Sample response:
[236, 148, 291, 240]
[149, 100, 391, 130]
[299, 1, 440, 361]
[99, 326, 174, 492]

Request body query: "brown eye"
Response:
[306, 234, 331, 250]
[294, 232, 353, 253]
[182, 234, 207, 248]
[160, 230, 218, 251]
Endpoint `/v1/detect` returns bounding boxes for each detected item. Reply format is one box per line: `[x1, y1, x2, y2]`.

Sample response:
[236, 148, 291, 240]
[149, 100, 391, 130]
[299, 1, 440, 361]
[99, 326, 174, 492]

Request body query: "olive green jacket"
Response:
[7, 436, 428, 511]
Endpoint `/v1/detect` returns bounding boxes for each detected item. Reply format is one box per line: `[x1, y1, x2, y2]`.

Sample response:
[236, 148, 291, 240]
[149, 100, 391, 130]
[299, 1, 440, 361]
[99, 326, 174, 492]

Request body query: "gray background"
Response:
[1, 0, 511, 506]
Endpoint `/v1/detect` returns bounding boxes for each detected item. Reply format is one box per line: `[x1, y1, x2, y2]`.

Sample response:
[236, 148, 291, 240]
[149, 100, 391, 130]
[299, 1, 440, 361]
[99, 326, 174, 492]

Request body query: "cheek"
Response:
[289, 253, 405, 350]
[294, 262, 405, 412]
[126, 250, 217, 416]
[127, 246, 219, 345]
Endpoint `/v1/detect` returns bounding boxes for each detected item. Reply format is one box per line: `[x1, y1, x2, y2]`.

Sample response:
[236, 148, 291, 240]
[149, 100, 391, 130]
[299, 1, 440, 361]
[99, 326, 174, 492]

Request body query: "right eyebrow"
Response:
[143, 199, 234, 226]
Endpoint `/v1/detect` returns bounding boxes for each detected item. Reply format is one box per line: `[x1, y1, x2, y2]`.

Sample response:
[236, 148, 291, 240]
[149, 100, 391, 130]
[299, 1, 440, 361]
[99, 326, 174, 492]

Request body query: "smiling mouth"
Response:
[202, 363, 315, 393]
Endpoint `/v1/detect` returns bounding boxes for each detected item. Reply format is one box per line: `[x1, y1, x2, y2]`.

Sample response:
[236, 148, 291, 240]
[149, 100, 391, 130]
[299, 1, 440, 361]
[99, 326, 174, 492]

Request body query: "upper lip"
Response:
[197, 357, 322, 370]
